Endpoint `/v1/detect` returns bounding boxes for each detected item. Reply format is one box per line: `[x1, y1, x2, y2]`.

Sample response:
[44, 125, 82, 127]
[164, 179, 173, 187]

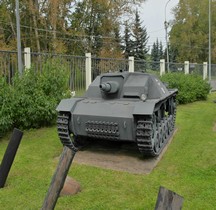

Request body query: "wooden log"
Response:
[154, 186, 184, 210]
[0, 128, 23, 188]
[41, 146, 76, 210]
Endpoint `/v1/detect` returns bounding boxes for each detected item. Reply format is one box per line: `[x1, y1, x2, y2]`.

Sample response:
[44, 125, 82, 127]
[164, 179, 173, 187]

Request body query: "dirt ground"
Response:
[74, 129, 177, 175]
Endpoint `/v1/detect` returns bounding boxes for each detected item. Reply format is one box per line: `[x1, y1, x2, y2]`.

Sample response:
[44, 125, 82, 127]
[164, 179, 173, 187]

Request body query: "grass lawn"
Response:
[0, 93, 216, 210]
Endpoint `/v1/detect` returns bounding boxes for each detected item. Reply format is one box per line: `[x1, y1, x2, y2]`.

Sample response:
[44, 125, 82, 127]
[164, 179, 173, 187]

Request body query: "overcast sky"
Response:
[140, 0, 179, 48]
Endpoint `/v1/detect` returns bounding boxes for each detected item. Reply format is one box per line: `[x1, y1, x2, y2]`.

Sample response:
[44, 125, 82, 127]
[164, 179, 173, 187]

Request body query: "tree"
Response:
[0, 0, 17, 50]
[99, 24, 123, 58]
[123, 21, 133, 59]
[29, 0, 41, 52]
[0, 0, 147, 54]
[151, 39, 164, 70]
[169, 0, 216, 63]
[69, 0, 112, 55]
[131, 10, 149, 60]
[159, 41, 163, 59]
[69, 0, 147, 56]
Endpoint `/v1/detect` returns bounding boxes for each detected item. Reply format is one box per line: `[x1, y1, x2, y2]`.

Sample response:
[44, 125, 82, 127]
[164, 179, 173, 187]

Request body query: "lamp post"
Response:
[164, 0, 171, 73]
[209, 0, 212, 84]
[15, 0, 23, 76]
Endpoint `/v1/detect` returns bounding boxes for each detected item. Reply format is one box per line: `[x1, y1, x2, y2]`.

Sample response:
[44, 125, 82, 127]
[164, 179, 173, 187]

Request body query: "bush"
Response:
[12, 59, 70, 129]
[0, 59, 70, 137]
[161, 73, 211, 104]
[0, 78, 14, 137]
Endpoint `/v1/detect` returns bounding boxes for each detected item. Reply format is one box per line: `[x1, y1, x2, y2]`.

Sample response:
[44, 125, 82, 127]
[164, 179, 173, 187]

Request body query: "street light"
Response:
[209, 0, 212, 84]
[15, 0, 23, 76]
[164, 0, 172, 73]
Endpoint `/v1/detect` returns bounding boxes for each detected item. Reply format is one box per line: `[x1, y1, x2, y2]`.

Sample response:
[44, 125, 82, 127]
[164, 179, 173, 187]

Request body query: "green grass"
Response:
[0, 93, 216, 210]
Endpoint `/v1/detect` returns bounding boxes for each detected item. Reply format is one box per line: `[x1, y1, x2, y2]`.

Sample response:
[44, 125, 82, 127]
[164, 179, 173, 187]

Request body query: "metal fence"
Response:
[0, 50, 19, 84]
[1, 49, 216, 92]
[30, 52, 86, 92]
[169, 62, 185, 73]
[134, 60, 160, 75]
[210, 64, 216, 78]
[92, 57, 129, 79]
[0, 50, 86, 93]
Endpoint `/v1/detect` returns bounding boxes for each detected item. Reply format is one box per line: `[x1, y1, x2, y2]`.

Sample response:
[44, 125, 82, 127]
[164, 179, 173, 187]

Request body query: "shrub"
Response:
[0, 59, 71, 137]
[0, 78, 14, 137]
[161, 73, 211, 104]
[12, 59, 70, 129]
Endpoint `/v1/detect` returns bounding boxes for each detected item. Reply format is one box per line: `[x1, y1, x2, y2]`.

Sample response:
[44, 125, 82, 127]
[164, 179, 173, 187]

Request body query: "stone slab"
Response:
[60, 176, 81, 196]
[74, 129, 178, 174]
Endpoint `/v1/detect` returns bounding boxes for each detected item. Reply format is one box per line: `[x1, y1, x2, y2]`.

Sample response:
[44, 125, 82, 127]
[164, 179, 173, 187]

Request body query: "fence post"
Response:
[0, 128, 23, 188]
[85, 53, 92, 90]
[203, 62, 208, 80]
[128, 56, 134, 72]
[160, 59, 165, 76]
[155, 186, 184, 210]
[24, 47, 31, 69]
[184, 61, 189, 74]
[41, 146, 77, 210]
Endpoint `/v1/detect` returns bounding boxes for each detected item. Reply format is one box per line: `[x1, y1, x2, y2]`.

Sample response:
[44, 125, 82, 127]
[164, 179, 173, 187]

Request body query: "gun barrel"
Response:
[99, 83, 111, 92]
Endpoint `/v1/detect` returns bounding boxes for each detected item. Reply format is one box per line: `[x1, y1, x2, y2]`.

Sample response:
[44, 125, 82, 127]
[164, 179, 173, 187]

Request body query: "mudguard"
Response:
[56, 98, 84, 113]
[133, 100, 158, 115]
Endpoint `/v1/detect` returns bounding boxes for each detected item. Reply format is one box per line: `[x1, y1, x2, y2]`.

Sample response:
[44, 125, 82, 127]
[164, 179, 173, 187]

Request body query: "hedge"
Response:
[0, 59, 70, 137]
[161, 73, 211, 104]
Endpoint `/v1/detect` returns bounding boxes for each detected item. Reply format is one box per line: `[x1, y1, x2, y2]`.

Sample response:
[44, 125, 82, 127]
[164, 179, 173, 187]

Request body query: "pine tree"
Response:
[150, 39, 164, 70]
[123, 21, 133, 59]
[151, 40, 158, 70]
[114, 26, 122, 51]
[151, 39, 158, 61]
[159, 41, 164, 59]
[131, 10, 149, 60]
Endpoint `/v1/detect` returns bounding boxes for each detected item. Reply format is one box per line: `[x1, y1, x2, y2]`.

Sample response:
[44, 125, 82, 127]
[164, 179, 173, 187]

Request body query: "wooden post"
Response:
[41, 146, 76, 210]
[0, 128, 23, 188]
[154, 186, 184, 210]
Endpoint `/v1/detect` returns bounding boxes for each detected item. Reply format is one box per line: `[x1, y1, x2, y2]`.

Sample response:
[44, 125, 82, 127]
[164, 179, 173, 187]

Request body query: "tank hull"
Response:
[71, 99, 136, 141]
[56, 72, 178, 157]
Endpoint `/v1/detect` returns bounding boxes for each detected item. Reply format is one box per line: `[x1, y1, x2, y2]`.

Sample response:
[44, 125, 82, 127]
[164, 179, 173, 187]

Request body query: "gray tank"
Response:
[56, 72, 178, 157]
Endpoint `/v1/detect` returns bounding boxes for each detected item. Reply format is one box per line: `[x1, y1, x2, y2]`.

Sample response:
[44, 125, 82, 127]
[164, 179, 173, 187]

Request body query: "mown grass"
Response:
[0, 93, 216, 210]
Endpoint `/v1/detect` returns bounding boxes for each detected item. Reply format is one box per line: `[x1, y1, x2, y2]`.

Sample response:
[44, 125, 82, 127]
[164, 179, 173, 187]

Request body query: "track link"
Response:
[57, 112, 78, 152]
[136, 117, 159, 157]
[136, 102, 176, 157]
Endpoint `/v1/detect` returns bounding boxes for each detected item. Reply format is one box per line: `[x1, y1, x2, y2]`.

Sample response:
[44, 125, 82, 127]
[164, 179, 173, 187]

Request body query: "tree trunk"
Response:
[30, 0, 41, 52]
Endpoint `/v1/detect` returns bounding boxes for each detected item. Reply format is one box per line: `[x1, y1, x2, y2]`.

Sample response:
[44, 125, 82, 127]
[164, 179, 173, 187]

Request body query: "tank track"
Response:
[136, 107, 176, 157]
[57, 112, 78, 152]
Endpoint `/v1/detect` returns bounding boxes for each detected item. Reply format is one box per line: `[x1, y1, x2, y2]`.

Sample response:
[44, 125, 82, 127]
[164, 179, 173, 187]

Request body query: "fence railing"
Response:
[0, 50, 19, 84]
[92, 57, 129, 78]
[0, 49, 215, 92]
[30, 52, 86, 92]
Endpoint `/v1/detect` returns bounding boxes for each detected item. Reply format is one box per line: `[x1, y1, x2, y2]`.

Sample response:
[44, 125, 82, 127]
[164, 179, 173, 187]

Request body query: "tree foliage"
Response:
[123, 10, 149, 60]
[0, 0, 146, 56]
[161, 73, 211, 104]
[123, 21, 133, 59]
[150, 39, 163, 69]
[131, 10, 149, 60]
[0, 59, 70, 137]
[170, 0, 216, 63]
